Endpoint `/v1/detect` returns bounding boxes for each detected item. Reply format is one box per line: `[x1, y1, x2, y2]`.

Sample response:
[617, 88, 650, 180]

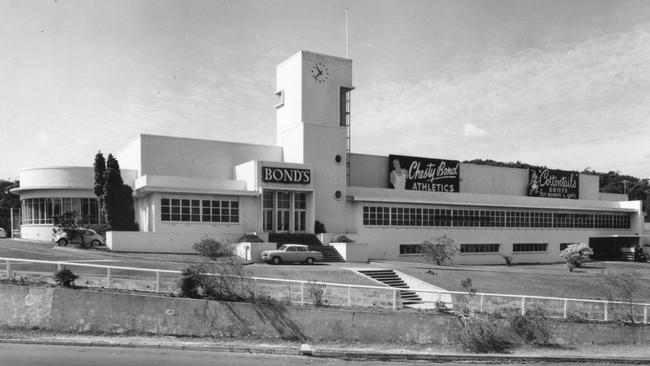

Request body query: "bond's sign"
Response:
[387, 154, 460, 192]
[528, 168, 579, 199]
[262, 167, 311, 184]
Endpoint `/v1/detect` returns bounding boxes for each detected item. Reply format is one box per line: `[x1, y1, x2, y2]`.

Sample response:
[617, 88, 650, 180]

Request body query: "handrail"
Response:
[2, 256, 650, 308]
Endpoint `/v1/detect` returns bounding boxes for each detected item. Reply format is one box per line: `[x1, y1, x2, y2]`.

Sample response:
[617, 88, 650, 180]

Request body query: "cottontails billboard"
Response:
[528, 168, 579, 199]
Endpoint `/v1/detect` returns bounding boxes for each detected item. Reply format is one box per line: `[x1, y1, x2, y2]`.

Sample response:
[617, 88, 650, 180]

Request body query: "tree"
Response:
[93, 151, 106, 198]
[599, 271, 642, 323]
[102, 154, 135, 231]
[559, 243, 593, 271]
[420, 235, 459, 265]
[0, 180, 20, 235]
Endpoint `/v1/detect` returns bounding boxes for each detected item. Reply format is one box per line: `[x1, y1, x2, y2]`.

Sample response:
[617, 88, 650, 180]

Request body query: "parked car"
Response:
[53, 228, 105, 247]
[0, 228, 6, 238]
[261, 244, 323, 265]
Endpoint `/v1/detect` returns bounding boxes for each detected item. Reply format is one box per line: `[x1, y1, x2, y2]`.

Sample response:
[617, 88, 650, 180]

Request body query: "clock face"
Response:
[311, 61, 329, 83]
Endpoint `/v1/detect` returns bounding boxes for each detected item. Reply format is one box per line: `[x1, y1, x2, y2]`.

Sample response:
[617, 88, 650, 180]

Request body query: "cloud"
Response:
[353, 23, 650, 177]
[463, 123, 489, 138]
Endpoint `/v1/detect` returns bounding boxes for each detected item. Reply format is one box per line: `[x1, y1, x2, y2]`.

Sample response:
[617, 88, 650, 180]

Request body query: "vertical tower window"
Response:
[340, 87, 352, 127]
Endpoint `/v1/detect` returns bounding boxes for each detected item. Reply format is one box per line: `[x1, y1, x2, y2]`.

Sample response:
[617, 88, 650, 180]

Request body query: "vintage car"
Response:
[261, 244, 324, 265]
[53, 228, 105, 247]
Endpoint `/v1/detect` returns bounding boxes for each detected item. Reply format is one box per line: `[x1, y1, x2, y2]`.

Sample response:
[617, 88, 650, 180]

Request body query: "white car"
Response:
[0, 228, 6, 238]
[261, 244, 324, 265]
[53, 228, 105, 247]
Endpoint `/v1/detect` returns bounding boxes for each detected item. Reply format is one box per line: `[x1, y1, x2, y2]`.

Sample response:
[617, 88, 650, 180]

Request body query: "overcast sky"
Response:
[2, 0, 649, 180]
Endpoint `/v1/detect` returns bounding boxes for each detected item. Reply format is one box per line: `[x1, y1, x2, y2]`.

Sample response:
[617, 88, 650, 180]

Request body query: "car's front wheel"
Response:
[57, 238, 69, 247]
[306, 257, 315, 265]
[90, 239, 101, 248]
[272, 256, 282, 265]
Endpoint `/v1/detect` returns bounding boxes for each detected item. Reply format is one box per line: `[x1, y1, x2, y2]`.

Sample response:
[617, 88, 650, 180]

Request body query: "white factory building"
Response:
[13, 50, 646, 264]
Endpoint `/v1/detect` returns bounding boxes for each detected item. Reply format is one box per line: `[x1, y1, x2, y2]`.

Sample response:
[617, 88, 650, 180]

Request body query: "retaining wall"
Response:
[3, 284, 650, 345]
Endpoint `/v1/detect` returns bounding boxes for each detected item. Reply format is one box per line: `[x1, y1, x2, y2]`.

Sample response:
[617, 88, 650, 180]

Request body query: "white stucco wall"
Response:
[138, 134, 283, 180]
[107, 231, 242, 253]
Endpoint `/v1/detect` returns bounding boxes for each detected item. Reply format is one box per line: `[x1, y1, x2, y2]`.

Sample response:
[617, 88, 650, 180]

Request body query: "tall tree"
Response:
[93, 151, 106, 198]
[0, 180, 20, 234]
[102, 154, 135, 230]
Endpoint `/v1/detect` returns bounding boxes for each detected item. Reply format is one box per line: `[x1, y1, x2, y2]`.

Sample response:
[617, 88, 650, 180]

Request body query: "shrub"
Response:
[237, 234, 264, 243]
[420, 235, 459, 265]
[332, 235, 354, 243]
[179, 241, 254, 302]
[192, 238, 233, 260]
[179, 267, 202, 299]
[458, 312, 510, 353]
[559, 243, 593, 271]
[501, 255, 513, 266]
[315, 220, 326, 234]
[507, 306, 551, 345]
[54, 268, 78, 288]
[306, 280, 326, 307]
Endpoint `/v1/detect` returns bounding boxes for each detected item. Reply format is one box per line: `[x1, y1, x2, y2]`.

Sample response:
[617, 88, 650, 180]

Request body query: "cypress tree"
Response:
[102, 154, 136, 231]
[93, 151, 106, 198]
[103, 154, 124, 229]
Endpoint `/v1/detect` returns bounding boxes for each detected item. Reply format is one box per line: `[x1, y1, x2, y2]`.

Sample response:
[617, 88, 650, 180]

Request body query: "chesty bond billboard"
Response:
[528, 168, 579, 199]
[388, 154, 460, 192]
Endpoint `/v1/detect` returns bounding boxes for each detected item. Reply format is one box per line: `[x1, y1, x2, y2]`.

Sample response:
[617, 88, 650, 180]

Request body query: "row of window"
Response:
[21, 198, 103, 225]
[161, 198, 239, 223]
[363, 206, 630, 229]
[399, 242, 555, 255]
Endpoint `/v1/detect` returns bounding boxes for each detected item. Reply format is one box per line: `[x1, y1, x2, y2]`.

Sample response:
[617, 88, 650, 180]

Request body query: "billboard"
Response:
[528, 168, 579, 199]
[388, 154, 460, 192]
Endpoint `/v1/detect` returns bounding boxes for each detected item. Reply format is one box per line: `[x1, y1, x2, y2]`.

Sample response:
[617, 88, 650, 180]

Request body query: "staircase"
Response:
[268, 233, 345, 262]
[358, 269, 422, 306]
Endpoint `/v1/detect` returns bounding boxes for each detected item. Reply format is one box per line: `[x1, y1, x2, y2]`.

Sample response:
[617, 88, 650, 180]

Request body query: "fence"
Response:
[2, 256, 649, 323]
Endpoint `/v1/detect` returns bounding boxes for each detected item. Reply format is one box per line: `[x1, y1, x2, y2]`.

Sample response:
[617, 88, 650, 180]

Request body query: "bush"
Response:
[507, 306, 551, 345]
[559, 243, 593, 271]
[332, 235, 354, 243]
[192, 238, 233, 260]
[179, 267, 202, 299]
[179, 241, 254, 302]
[458, 312, 510, 353]
[306, 280, 326, 307]
[237, 234, 264, 243]
[54, 268, 78, 288]
[315, 220, 326, 234]
[421, 235, 459, 265]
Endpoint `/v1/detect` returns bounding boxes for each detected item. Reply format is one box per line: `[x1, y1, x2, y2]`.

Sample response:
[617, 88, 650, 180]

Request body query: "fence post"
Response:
[604, 302, 608, 321]
[347, 286, 351, 307]
[480, 294, 484, 312]
[521, 297, 526, 316]
[57, 263, 62, 272]
[300, 282, 304, 306]
[644, 306, 648, 325]
[563, 299, 568, 319]
[5, 259, 10, 278]
[106, 267, 111, 288]
[155, 271, 161, 293]
[392, 288, 398, 310]
[253, 278, 258, 300]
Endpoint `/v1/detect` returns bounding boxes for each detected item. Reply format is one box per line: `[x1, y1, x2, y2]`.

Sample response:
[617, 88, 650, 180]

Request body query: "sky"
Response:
[1, 0, 650, 180]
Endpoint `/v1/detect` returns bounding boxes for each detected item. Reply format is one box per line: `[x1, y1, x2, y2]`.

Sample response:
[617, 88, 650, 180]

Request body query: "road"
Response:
[0, 343, 629, 366]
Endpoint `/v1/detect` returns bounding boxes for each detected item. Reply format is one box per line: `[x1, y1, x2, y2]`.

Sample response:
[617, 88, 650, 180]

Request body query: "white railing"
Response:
[2, 256, 648, 323]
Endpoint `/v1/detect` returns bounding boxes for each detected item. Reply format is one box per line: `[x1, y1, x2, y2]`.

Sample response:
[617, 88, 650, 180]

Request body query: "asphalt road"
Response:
[0, 343, 631, 366]
[0, 344, 418, 366]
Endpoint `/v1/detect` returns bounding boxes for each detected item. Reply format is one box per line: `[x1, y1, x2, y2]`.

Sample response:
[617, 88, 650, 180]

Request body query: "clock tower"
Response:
[275, 51, 353, 234]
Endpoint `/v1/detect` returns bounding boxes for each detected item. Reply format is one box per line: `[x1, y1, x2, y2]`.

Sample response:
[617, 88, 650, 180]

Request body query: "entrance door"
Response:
[262, 190, 308, 233]
[276, 191, 291, 232]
